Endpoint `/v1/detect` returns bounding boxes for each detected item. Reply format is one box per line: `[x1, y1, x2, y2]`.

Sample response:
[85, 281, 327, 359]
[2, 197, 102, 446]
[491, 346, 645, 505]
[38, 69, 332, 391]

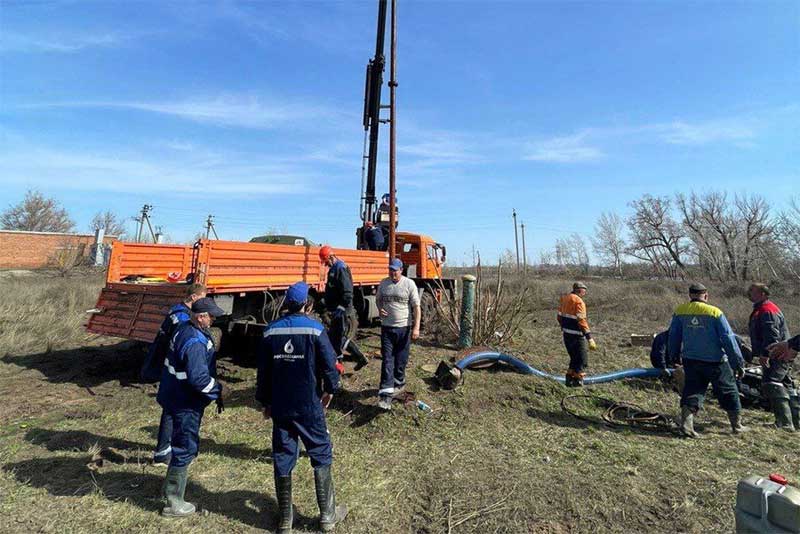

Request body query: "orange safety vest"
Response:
[557, 292, 591, 337]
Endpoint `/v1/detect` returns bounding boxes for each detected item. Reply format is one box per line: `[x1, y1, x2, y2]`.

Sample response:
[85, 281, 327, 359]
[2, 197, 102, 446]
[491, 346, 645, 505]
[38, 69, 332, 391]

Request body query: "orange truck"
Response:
[86, 232, 454, 348]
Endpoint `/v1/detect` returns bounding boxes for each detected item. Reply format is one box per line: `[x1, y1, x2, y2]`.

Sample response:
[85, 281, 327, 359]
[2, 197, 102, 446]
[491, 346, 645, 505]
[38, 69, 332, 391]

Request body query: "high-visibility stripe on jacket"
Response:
[157, 322, 221, 412]
[667, 300, 743, 367]
[557, 292, 592, 339]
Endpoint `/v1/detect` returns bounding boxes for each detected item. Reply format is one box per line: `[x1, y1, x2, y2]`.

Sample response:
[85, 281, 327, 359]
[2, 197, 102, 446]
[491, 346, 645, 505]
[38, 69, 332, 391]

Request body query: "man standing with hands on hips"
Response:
[376, 258, 421, 411]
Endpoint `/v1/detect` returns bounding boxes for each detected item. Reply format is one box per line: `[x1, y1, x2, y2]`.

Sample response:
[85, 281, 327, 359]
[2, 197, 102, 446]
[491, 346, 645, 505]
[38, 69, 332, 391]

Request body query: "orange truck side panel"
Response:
[89, 239, 390, 342]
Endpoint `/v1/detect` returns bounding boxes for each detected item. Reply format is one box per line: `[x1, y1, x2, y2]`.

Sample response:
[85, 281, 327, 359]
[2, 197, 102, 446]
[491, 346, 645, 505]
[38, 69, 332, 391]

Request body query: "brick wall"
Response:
[0, 230, 118, 269]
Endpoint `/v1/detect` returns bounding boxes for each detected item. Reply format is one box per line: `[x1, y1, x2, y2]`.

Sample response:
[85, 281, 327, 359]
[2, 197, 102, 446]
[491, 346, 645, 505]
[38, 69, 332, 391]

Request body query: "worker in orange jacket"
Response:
[557, 282, 597, 386]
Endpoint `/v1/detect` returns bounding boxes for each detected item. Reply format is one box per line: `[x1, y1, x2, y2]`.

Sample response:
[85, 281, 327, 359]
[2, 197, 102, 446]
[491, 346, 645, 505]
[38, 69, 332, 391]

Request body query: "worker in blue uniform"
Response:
[256, 281, 348, 533]
[144, 283, 207, 466]
[668, 283, 748, 438]
[319, 245, 369, 371]
[364, 221, 385, 251]
[156, 297, 224, 518]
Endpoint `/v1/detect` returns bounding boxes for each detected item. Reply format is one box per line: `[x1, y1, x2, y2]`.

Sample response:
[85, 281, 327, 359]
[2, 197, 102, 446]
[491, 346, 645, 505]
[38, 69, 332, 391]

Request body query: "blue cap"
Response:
[286, 281, 309, 304]
[191, 297, 225, 317]
[389, 258, 403, 271]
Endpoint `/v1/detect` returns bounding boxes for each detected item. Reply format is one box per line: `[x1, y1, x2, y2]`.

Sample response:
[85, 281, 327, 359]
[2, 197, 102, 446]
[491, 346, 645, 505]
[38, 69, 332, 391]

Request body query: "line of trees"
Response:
[542, 191, 800, 281]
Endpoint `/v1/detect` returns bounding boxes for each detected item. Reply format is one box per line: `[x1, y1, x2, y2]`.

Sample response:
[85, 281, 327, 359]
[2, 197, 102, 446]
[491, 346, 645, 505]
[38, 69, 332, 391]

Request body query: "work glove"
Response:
[734, 367, 745, 380]
[216, 397, 225, 414]
[335, 361, 345, 375]
[588, 339, 598, 351]
[659, 368, 672, 382]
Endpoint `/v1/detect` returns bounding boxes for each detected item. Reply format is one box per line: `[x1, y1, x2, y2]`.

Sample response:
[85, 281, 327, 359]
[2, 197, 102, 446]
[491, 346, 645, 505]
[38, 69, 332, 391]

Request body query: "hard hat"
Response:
[319, 245, 333, 262]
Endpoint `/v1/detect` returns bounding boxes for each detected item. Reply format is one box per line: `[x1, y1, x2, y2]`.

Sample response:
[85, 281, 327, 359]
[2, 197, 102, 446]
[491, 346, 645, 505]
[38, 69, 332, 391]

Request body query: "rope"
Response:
[561, 394, 677, 433]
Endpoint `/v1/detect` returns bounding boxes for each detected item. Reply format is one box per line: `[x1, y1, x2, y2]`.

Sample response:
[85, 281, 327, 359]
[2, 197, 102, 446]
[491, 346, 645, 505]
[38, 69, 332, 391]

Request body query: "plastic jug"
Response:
[735, 474, 800, 533]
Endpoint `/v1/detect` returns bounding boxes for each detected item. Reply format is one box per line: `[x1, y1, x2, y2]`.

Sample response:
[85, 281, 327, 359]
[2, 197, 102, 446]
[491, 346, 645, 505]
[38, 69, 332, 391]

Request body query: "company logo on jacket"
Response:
[275, 338, 304, 361]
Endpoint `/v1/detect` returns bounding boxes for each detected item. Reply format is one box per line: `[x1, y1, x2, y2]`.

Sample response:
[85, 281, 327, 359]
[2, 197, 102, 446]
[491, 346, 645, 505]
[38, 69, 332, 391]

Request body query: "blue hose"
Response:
[454, 350, 667, 385]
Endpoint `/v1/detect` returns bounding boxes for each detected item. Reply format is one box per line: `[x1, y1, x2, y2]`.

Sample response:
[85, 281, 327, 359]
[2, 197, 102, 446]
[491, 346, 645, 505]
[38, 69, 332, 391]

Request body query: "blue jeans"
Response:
[272, 413, 332, 477]
[154, 409, 173, 461]
[379, 326, 411, 398]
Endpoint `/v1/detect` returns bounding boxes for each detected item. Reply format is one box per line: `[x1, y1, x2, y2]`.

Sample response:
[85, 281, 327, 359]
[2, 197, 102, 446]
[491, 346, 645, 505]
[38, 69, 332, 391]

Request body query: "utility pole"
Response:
[205, 215, 219, 240]
[388, 0, 398, 259]
[512, 208, 520, 272]
[135, 204, 156, 243]
[521, 221, 527, 274]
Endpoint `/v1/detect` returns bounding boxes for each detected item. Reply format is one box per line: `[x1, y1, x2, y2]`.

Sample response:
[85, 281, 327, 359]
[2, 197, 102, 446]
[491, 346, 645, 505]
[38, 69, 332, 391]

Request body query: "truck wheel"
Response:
[209, 326, 223, 354]
[420, 291, 437, 331]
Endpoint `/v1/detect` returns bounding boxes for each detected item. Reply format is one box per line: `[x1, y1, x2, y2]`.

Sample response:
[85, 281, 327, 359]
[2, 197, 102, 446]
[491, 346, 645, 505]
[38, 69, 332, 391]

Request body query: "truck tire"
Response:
[420, 290, 437, 331]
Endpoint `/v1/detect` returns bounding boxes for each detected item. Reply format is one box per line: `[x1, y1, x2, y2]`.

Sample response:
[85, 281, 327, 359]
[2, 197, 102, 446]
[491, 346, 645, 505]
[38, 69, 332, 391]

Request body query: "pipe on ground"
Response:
[454, 350, 667, 385]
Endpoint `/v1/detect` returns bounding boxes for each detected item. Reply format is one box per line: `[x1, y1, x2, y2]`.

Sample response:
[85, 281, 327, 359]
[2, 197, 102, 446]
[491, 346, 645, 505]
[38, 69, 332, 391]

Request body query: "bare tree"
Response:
[592, 212, 626, 277]
[89, 210, 128, 238]
[1, 190, 75, 233]
[773, 197, 800, 280]
[736, 194, 773, 280]
[626, 195, 687, 279]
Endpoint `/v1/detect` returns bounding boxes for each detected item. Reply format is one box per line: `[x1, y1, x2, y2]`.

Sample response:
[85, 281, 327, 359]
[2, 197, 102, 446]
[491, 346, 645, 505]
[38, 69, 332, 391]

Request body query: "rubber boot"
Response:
[314, 465, 348, 532]
[347, 340, 370, 371]
[564, 372, 574, 387]
[790, 394, 800, 431]
[161, 465, 196, 517]
[727, 411, 749, 434]
[274, 473, 293, 534]
[772, 398, 796, 431]
[679, 406, 700, 438]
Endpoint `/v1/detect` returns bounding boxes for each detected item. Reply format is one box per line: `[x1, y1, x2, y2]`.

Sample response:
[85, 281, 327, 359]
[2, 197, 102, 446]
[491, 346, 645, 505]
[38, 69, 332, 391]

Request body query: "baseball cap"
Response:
[389, 258, 403, 272]
[573, 282, 587, 291]
[689, 283, 707, 294]
[286, 281, 309, 305]
[191, 297, 225, 317]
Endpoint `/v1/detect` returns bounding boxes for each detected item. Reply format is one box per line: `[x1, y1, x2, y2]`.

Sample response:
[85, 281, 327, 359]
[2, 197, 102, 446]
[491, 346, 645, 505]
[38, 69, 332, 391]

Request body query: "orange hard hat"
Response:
[319, 245, 333, 262]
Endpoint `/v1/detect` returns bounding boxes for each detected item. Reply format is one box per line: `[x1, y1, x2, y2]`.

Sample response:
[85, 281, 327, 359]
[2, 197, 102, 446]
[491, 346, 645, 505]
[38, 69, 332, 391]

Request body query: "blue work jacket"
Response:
[256, 313, 340, 419]
[668, 300, 744, 368]
[157, 322, 221, 412]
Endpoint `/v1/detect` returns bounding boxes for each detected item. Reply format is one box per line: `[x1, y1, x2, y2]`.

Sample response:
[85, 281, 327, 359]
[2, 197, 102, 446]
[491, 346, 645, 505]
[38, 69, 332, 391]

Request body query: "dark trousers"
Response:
[327, 309, 359, 358]
[681, 359, 741, 413]
[272, 413, 332, 477]
[563, 334, 588, 373]
[762, 359, 794, 387]
[380, 326, 411, 398]
[168, 408, 204, 468]
[154, 409, 173, 460]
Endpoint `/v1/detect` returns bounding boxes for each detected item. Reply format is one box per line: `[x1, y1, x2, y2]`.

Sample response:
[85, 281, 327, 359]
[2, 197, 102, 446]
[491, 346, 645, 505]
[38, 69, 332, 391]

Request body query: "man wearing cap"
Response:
[376, 258, 421, 410]
[156, 297, 224, 517]
[256, 282, 347, 533]
[318, 245, 369, 370]
[142, 283, 207, 467]
[557, 282, 597, 387]
[668, 283, 748, 437]
[747, 283, 796, 431]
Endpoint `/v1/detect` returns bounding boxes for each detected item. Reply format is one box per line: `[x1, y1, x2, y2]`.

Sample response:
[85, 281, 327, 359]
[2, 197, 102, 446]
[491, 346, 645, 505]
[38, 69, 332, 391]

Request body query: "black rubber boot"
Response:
[274, 473, 293, 534]
[790, 394, 800, 431]
[679, 406, 700, 438]
[727, 411, 749, 434]
[161, 465, 196, 517]
[314, 465, 348, 532]
[347, 340, 370, 371]
[765, 383, 795, 431]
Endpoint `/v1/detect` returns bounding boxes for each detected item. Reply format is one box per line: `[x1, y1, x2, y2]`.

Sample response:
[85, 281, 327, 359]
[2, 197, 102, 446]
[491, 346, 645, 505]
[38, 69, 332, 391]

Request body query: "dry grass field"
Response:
[1, 271, 799, 533]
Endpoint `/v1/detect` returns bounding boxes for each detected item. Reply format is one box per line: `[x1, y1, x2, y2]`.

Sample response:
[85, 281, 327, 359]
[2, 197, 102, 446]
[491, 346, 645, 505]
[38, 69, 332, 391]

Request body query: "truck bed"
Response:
[87, 239, 388, 342]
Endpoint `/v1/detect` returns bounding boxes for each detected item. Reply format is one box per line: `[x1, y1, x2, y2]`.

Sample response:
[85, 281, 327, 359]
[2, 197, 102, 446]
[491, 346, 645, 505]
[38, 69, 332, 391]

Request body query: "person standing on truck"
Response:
[256, 281, 348, 533]
[747, 283, 795, 431]
[668, 283, 748, 438]
[157, 297, 225, 518]
[557, 282, 597, 387]
[142, 283, 206, 466]
[318, 245, 370, 371]
[364, 221, 385, 251]
[376, 258, 421, 411]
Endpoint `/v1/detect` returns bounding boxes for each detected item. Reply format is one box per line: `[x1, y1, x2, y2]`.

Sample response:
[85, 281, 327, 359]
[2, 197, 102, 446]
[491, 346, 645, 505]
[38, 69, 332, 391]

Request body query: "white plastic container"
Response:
[735, 475, 800, 533]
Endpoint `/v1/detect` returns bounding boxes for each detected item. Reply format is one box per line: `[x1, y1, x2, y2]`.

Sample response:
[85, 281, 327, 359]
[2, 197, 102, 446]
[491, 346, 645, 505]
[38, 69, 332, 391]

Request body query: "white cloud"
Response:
[653, 119, 756, 145]
[23, 94, 346, 130]
[0, 31, 135, 54]
[523, 132, 603, 163]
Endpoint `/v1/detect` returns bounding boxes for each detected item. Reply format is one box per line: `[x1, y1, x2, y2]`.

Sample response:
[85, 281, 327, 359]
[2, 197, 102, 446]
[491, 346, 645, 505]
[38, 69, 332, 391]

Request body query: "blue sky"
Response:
[1, 0, 798, 264]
